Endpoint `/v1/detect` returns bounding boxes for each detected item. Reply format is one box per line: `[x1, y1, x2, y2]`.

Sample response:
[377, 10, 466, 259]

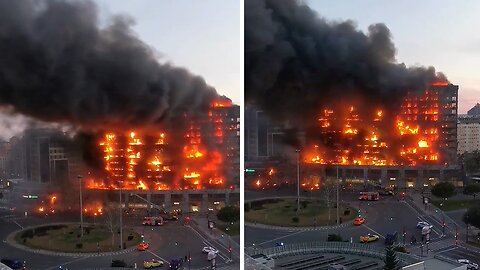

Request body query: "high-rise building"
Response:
[467, 103, 480, 116]
[457, 115, 480, 154]
[4, 128, 80, 183]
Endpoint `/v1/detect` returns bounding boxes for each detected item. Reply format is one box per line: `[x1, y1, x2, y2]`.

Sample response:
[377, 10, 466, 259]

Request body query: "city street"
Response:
[245, 189, 480, 265]
[0, 208, 237, 269]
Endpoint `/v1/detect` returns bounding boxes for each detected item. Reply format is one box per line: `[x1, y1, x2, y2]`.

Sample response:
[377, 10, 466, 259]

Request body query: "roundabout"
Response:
[245, 197, 357, 228]
[10, 223, 142, 255]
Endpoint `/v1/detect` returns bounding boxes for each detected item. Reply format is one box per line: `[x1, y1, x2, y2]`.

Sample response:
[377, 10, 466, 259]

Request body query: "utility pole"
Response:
[442, 214, 445, 236]
[455, 223, 458, 245]
[296, 149, 300, 214]
[78, 175, 84, 238]
[336, 165, 339, 225]
[119, 188, 123, 250]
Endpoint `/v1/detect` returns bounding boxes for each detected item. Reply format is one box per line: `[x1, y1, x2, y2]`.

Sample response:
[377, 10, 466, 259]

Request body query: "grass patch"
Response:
[245, 198, 356, 227]
[431, 199, 480, 211]
[217, 222, 240, 236]
[15, 224, 141, 253]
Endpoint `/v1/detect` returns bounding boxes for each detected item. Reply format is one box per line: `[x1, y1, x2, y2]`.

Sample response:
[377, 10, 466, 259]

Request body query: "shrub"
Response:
[393, 245, 409, 253]
[217, 206, 240, 223]
[300, 201, 308, 209]
[111, 260, 127, 267]
[327, 234, 343, 242]
[292, 217, 299, 223]
[76, 243, 83, 249]
[21, 230, 34, 239]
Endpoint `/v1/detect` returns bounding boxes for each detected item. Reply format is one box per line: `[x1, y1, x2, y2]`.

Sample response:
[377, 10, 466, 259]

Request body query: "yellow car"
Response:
[360, 234, 379, 243]
[143, 259, 164, 269]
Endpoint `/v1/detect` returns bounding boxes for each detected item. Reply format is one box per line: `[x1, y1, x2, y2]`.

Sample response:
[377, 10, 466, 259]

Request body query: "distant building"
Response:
[467, 103, 480, 116]
[4, 128, 82, 183]
[457, 114, 480, 154]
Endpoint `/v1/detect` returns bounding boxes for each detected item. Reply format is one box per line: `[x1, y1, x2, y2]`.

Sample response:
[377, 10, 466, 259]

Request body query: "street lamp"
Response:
[77, 175, 84, 238]
[336, 165, 339, 225]
[119, 188, 123, 250]
[295, 149, 300, 214]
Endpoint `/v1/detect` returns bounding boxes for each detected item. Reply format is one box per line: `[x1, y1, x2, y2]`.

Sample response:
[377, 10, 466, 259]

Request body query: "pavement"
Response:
[0, 208, 238, 270]
[245, 188, 480, 269]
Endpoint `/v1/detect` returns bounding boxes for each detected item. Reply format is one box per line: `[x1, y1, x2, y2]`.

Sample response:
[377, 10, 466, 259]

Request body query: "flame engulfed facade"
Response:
[305, 83, 458, 166]
[246, 83, 460, 190]
[87, 100, 240, 191]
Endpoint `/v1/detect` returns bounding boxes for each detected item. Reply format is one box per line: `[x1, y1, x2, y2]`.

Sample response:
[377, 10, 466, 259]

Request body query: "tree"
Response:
[462, 151, 480, 173]
[431, 182, 456, 199]
[104, 204, 120, 248]
[216, 206, 240, 223]
[384, 246, 401, 270]
[463, 205, 480, 229]
[463, 184, 480, 199]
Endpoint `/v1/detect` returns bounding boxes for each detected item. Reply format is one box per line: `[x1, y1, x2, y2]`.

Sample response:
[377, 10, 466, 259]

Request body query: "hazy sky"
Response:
[307, 0, 480, 113]
[95, 0, 240, 104]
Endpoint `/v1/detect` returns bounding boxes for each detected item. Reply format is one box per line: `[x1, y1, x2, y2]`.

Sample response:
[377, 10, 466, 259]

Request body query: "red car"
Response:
[353, 217, 365, 226]
[137, 242, 150, 251]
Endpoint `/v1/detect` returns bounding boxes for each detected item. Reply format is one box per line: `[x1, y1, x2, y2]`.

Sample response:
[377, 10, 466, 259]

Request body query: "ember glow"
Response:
[87, 100, 236, 190]
[304, 86, 451, 166]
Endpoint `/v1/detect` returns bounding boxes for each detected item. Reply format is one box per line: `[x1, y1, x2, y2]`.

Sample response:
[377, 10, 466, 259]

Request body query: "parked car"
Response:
[1, 259, 26, 270]
[458, 259, 479, 270]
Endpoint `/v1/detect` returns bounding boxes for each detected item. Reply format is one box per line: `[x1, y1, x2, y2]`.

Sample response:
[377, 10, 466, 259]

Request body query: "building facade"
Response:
[457, 115, 480, 154]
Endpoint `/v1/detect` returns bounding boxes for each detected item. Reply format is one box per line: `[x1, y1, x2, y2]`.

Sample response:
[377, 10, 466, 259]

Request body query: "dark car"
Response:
[385, 232, 398, 246]
[1, 259, 26, 270]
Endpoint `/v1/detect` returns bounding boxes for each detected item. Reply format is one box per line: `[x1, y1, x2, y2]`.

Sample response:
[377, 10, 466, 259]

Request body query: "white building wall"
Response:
[457, 123, 480, 154]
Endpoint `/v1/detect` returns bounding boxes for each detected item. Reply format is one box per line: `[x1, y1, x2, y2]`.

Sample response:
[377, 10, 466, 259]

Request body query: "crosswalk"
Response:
[409, 237, 458, 256]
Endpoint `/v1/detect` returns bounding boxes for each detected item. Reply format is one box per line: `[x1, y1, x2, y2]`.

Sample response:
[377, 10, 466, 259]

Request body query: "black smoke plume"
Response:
[246, 0, 446, 129]
[0, 0, 219, 131]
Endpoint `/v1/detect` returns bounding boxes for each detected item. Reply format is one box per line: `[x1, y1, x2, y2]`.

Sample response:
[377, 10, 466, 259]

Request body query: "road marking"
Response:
[254, 230, 306, 246]
[44, 256, 89, 270]
[436, 246, 458, 254]
[362, 224, 385, 239]
[146, 250, 170, 265]
[12, 220, 23, 229]
[186, 225, 231, 262]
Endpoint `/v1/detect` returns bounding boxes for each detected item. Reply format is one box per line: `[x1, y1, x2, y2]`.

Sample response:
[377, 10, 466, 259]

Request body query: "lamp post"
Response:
[78, 175, 84, 238]
[296, 149, 300, 215]
[119, 188, 123, 250]
[336, 165, 339, 225]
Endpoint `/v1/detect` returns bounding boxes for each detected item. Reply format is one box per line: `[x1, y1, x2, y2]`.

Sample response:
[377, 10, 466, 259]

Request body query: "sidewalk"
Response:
[244, 221, 351, 231]
[406, 191, 480, 254]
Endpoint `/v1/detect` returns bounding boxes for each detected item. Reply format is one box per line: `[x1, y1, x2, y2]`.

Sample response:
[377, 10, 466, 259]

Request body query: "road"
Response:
[0, 208, 235, 270]
[245, 188, 479, 266]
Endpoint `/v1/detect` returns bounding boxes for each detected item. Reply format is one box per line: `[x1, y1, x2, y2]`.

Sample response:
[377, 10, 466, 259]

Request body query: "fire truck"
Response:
[358, 191, 379, 201]
[142, 216, 164, 226]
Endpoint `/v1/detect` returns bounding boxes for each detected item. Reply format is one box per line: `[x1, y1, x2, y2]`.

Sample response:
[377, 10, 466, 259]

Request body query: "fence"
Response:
[246, 242, 421, 265]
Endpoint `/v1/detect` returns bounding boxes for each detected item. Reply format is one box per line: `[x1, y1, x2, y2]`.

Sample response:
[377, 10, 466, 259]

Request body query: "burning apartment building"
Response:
[245, 0, 463, 190]
[87, 100, 240, 191]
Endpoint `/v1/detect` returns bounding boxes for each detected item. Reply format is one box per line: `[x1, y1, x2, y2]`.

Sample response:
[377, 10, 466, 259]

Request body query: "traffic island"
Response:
[13, 223, 142, 253]
[245, 198, 356, 227]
